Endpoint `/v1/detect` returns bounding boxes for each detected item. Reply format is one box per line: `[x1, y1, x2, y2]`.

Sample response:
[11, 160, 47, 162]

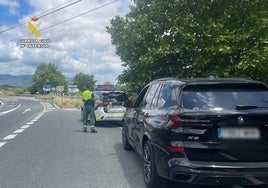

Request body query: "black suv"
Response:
[122, 77, 268, 188]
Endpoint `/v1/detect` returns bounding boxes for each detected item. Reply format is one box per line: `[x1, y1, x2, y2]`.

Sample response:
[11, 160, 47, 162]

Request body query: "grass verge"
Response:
[35, 95, 82, 109]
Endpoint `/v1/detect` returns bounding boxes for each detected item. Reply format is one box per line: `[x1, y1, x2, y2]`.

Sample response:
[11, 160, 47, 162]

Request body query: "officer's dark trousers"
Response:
[83, 104, 96, 130]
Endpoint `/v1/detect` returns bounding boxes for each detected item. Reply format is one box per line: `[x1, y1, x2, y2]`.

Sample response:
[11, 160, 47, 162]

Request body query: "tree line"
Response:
[107, 0, 268, 93]
[29, 63, 96, 94]
[29, 1, 268, 95]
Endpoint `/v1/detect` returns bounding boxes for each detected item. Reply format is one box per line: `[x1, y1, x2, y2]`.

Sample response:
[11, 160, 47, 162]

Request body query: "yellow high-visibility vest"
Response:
[83, 90, 92, 101]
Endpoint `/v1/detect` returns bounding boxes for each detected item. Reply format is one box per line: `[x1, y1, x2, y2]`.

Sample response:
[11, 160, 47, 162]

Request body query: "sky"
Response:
[0, 0, 132, 84]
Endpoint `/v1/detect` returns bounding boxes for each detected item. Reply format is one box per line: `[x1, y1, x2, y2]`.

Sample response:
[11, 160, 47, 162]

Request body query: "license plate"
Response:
[218, 128, 260, 139]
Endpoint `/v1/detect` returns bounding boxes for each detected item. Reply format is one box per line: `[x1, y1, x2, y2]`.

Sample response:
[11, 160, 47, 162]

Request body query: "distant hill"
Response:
[0, 74, 74, 88]
[0, 74, 32, 88]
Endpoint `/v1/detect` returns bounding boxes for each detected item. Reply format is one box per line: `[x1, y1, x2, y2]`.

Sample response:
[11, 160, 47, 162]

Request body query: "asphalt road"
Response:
[0, 97, 145, 188]
[0, 97, 265, 188]
[0, 96, 44, 140]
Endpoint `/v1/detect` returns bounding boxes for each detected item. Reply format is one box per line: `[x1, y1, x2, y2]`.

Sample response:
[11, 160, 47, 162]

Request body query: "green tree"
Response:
[30, 63, 67, 94]
[103, 81, 113, 85]
[73, 72, 96, 91]
[107, 0, 268, 93]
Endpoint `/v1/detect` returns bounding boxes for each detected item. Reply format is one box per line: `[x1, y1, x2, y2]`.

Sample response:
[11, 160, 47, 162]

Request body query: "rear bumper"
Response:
[95, 112, 124, 122]
[152, 143, 268, 185]
[95, 115, 124, 122]
[168, 164, 268, 185]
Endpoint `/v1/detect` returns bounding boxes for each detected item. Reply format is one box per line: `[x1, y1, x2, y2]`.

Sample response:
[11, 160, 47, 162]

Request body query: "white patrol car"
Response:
[81, 85, 129, 125]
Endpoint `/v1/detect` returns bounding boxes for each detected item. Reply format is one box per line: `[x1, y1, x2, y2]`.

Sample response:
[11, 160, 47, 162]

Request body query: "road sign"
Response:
[68, 85, 79, 94]
[56, 86, 64, 92]
[43, 85, 51, 92]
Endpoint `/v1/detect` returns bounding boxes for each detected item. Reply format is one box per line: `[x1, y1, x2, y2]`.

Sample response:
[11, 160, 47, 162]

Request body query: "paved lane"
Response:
[0, 103, 263, 188]
[0, 97, 45, 147]
[0, 109, 146, 188]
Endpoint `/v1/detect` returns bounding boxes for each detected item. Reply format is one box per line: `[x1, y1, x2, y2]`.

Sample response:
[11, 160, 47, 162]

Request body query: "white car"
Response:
[81, 90, 129, 124]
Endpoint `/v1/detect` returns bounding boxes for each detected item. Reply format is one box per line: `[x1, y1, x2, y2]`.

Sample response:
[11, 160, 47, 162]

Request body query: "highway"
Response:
[0, 97, 44, 143]
[0, 96, 259, 188]
[0, 96, 146, 188]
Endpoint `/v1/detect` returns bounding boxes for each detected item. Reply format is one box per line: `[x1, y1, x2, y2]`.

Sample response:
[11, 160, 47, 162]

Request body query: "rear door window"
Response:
[142, 84, 160, 108]
[134, 86, 149, 108]
[157, 82, 179, 108]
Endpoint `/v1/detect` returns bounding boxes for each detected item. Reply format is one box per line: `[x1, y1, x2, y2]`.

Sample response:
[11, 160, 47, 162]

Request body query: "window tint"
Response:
[158, 82, 179, 108]
[134, 86, 149, 107]
[150, 84, 161, 108]
[144, 84, 160, 108]
[182, 88, 268, 110]
[141, 84, 160, 108]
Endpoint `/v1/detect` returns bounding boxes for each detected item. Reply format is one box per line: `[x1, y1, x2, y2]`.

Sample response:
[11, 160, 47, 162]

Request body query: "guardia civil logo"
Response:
[19, 17, 51, 48]
[28, 17, 41, 38]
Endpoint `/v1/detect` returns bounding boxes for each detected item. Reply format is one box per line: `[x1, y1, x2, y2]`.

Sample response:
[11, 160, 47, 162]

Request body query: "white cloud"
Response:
[0, 0, 131, 84]
[0, 42, 23, 61]
[0, 0, 20, 15]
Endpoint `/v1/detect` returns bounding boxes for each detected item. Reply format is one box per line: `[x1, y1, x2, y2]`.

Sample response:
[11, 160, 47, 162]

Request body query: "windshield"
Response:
[182, 90, 268, 110]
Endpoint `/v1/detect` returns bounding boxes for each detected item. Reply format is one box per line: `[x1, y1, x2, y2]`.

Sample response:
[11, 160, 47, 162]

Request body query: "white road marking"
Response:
[13, 129, 25, 134]
[0, 142, 7, 148]
[21, 125, 30, 129]
[32, 113, 44, 122]
[3, 134, 17, 140]
[0, 104, 21, 117]
[22, 108, 31, 114]
[1, 112, 45, 149]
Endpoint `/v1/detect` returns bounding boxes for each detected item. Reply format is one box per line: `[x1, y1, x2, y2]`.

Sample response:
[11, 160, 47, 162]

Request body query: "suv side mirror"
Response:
[124, 100, 133, 108]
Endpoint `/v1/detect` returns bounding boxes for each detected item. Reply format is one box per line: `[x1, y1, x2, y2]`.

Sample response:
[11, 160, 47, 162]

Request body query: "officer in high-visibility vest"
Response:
[82, 84, 97, 133]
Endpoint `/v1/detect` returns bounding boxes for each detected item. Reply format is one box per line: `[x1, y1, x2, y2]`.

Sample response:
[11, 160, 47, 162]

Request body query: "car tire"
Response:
[122, 122, 133, 150]
[143, 141, 167, 188]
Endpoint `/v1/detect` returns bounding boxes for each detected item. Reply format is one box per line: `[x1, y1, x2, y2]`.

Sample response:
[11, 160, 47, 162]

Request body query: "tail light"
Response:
[167, 141, 185, 153]
[167, 146, 185, 153]
[166, 115, 184, 129]
[166, 115, 212, 129]
[166, 115, 211, 153]
[98, 102, 109, 107]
